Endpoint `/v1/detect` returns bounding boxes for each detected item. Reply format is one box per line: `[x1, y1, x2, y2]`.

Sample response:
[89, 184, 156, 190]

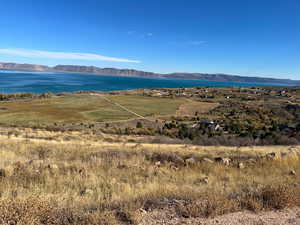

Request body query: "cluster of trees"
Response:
[0, 92, 54, 101]
[104, 118, 300, 146]
[0, 93, 36, 101]
[157, 101, 300, 145]
[158, 119, 300, 146]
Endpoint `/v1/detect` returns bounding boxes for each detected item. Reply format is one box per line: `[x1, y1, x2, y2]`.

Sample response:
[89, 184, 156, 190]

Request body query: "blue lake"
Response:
[0, 69, 293, 94]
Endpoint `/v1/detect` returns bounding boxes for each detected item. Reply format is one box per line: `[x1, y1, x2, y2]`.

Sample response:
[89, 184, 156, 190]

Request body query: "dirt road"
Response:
[140, 207, 300, 225]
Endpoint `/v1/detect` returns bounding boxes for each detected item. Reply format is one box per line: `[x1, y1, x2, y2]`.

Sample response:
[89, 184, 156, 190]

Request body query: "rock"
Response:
[215, 157, 231, 166]
[174, 156, 185, 166]
[202, 177, 209, 184]
[195, 177, 209, 184]
[0, 168, 6, 177]
[290, 170, 296, 176]
[80, 188, 94, 196]
[85, 189, 93, 195]
[139, 208, 147, 213]
[117, 164, 128, 169]
[170, 164, 179, 171]
[111, 178, 117, 184]
[185, 158, 196, 166]
[238, 162, 245, 169]
[47, 164, 59, 170]
[34, 169, 41, 174]
[78, 168, 86, 175]
[155, 161, 161, 167]
[201, 157, 214, 164]
[228, 192, 240, 200]
[266, 152, 280, 160]
[247, 158, 257, 164]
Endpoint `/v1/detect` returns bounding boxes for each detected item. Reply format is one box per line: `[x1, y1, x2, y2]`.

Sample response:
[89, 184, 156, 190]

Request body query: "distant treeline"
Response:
[0, 92, 53, 101]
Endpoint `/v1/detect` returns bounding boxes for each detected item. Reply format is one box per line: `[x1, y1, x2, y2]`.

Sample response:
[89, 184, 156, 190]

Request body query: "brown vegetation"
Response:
[0, 86, 300, 224]
[0, 137, 299, 224]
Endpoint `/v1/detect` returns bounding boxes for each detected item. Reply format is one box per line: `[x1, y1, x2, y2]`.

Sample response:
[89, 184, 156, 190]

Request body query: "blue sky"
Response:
[0, 0, 299, 79]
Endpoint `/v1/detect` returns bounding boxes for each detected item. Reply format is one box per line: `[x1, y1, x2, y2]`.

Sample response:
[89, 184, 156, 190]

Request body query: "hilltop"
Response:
[1, 61, 300, 85]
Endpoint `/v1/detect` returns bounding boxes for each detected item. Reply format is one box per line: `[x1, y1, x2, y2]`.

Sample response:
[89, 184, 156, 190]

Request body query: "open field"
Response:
[0, 133, 300, 224]
[0, 86, 299, 146]
[176, 100, 219, 116]
[0, 94, 189, 126]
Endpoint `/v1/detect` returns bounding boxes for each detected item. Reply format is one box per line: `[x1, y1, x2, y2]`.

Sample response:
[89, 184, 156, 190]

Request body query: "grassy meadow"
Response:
[0, 94, 186, 126]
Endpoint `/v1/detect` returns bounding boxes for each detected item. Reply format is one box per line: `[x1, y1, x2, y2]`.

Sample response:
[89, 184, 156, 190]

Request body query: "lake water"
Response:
[0, 69, 292, 94]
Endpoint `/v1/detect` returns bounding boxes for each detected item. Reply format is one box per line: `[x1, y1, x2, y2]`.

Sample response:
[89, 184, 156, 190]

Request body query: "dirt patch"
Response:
[140, 207, 300, 225]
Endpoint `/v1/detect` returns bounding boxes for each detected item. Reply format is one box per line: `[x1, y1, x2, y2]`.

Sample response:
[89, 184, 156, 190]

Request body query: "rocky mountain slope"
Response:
[0, 62, 50, 71]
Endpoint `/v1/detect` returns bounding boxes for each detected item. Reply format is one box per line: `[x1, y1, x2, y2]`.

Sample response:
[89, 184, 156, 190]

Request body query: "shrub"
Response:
[0, 198, 87, 225]
[136, 121, 143, 128]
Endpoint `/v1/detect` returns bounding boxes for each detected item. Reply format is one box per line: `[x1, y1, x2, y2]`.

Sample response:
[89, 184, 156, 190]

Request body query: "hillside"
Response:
[0, 86, 300, 146]
[0, 130, 299, 225]
[0, 86, 300, 224]
[1, 62, 299, 85]
[0, 62, 50, 71]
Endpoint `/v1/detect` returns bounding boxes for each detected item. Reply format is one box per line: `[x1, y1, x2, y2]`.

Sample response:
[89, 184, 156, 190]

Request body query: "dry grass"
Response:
[0, 137, 299, 224]
[176, 100, 219, 116]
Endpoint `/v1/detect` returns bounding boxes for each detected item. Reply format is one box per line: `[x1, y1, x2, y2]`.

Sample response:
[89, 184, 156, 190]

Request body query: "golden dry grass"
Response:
[176, 100, 219, 116]
[0, 134, 300, 224]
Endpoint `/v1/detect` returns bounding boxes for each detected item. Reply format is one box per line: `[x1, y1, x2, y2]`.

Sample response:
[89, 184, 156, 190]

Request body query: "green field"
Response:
[0, 94, 186, 126]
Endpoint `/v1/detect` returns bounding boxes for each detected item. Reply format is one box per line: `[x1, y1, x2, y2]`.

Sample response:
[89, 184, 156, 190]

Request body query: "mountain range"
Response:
[0, 62, 299, 85]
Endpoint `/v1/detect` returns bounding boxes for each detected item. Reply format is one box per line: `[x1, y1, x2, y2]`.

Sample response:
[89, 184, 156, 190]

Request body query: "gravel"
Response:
[139, 207, 300, 225]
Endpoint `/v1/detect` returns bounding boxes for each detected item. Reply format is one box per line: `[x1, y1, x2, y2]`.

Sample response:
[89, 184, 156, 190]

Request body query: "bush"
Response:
[136, 121, 143, 128]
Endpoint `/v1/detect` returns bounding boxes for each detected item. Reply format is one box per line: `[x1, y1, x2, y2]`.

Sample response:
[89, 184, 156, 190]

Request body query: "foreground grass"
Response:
[0, 137, 299, 224]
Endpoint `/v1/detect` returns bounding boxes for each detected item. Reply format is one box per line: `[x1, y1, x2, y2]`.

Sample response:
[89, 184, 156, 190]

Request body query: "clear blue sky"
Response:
[0, 0, 299, 79]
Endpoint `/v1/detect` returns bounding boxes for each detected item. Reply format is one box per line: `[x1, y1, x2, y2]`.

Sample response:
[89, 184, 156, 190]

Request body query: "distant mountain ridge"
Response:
[0, 62, 299, 85]
[0, 62, 50, 71]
